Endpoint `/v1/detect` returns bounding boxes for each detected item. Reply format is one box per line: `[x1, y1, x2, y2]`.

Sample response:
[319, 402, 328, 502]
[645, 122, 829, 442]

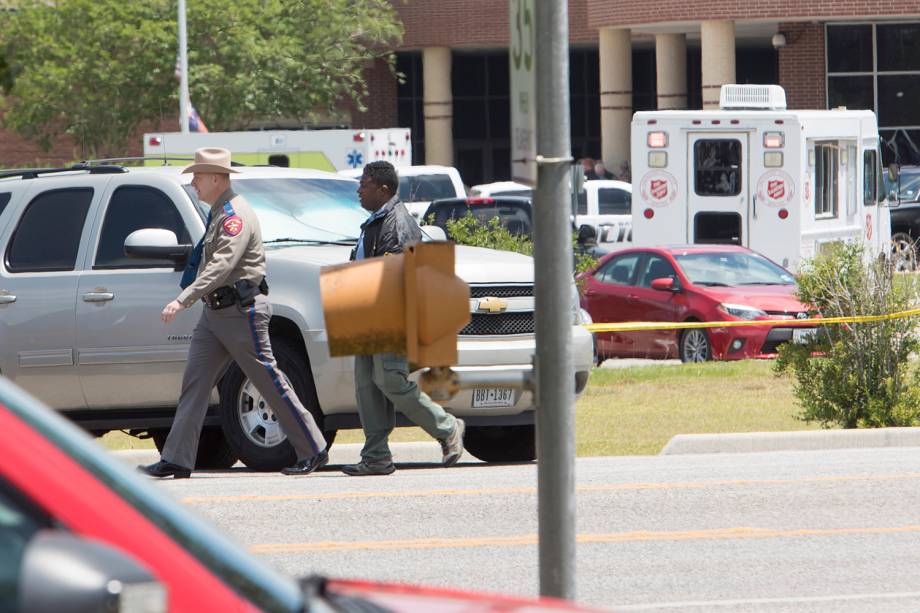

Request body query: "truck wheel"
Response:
[218, 339, 335, 471]
[463, 425, 536, 463]
[679, 328, 710, 363]
[891, 233, 917, 272]
[150, 426, 238, 470]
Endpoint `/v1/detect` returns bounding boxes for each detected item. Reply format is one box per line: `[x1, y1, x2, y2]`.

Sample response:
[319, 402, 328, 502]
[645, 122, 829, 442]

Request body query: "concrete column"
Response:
[599, 28, 632, 171]
[655, 33, 687, 110]
[700, 20, 736, 109]
[422, 47, 453, 166]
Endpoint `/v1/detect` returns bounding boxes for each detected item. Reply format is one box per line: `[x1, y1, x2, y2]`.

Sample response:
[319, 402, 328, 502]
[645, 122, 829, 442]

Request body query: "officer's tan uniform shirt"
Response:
[176, 187, 266, 309]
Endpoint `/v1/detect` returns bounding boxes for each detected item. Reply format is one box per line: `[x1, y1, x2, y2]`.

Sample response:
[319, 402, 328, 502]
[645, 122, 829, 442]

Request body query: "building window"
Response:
[814, 144, 839, 218]
[826, 23, 920, 165]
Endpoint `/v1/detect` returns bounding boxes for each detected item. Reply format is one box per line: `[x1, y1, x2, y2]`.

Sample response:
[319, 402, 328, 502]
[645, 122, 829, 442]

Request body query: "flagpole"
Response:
[178, 0, 189, 134]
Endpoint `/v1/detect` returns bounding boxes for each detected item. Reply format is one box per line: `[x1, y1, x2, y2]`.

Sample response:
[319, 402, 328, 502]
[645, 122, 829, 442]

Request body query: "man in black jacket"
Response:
[344, 161, 465, 476]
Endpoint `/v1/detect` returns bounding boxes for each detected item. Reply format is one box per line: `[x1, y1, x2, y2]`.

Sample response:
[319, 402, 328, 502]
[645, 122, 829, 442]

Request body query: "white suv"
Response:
[0, 163, 593, 470]
[339, 164, 466, 222]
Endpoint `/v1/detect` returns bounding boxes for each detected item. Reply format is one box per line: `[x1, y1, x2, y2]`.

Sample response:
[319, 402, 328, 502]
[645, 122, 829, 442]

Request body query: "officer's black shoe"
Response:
[138, 460, 192, 479]
[281, 449, 329, 476]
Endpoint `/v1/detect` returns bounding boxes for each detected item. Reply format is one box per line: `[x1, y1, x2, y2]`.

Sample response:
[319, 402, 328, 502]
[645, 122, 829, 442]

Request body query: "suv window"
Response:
[95, 186, 191, 269]
[0, 193, 10, 219]
[595, 253, 640, 285]
[6, 188, 93, 272]
[428, 200, 532, 239]
[399, 175, 458, 202]
[598, 188, 631, 215]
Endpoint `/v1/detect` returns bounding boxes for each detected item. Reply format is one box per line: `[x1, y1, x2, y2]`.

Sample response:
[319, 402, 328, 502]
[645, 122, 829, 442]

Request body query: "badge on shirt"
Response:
[223, 216, 243, 236]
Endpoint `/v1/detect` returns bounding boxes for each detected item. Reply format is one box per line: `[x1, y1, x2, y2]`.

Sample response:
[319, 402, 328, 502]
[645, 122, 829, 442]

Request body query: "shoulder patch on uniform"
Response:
[223, 215, 243, 236]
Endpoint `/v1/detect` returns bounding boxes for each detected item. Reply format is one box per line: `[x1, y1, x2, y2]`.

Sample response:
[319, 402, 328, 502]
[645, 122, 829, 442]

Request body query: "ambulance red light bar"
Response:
[466, 197, 494, 205]
[763, 132, 784, 148]
[353, 132, 366, 142]
[647, 132, 668, 148]
[148, 136, 162, 146]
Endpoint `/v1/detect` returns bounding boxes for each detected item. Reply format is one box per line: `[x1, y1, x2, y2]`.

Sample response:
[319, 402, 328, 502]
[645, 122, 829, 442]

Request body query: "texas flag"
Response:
[175, 55, 209, 133]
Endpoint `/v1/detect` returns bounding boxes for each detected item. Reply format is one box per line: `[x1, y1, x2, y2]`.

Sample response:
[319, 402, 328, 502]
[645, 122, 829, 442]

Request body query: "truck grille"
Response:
[469, 285, 533, 298]
[460, 312, 535, 336]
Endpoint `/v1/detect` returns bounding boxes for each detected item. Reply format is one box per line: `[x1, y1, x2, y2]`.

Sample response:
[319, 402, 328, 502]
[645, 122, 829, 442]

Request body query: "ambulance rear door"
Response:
[747, 126, 800, 269]
[687, 133, 750, 246]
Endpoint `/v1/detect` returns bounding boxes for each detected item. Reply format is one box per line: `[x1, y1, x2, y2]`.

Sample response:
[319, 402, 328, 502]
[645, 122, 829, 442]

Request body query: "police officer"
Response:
[139, 147, 327, 478]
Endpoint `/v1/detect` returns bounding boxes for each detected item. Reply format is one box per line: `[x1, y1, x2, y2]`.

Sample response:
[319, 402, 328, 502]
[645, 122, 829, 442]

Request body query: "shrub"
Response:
[775, 242, 920, 428]
[442, 213, 598, 274]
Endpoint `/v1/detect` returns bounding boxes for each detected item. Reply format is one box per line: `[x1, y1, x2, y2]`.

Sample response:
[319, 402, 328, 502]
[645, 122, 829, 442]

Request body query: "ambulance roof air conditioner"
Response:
[719, 84, 787, 111]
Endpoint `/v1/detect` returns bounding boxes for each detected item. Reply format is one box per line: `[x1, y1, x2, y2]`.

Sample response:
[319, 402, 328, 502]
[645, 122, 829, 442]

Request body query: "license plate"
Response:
[792, 328, 817, 343]
[472, 388, 516, 408]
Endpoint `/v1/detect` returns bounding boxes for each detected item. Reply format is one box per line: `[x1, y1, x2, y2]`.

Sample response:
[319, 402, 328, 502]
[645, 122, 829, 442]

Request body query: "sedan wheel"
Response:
[679, 328, 711, 363]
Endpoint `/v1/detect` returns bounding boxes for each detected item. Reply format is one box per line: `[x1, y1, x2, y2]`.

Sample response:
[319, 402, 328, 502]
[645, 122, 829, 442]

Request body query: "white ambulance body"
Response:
[143, 128, 412, 172]
[630, 85, 890, 271]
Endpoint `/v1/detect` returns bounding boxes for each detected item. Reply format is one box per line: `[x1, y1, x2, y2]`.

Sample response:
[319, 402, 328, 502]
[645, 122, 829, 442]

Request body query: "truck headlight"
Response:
[718, 303, 767, 320]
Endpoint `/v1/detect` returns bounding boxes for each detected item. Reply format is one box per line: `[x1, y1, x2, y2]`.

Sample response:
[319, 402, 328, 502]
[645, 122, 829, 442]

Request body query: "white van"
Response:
[339, 164, 466, 221]
[630, 84, 892, 271]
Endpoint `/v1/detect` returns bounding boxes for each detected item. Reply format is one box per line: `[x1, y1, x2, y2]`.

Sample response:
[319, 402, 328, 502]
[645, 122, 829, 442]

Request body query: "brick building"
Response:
[4, 1, 920, 184]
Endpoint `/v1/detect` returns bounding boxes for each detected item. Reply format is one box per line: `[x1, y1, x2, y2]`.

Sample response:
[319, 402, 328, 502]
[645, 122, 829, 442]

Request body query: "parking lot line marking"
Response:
[614, 591, 920, 610]
[182, 472, 920, 504]
[249, 524, 920, 554]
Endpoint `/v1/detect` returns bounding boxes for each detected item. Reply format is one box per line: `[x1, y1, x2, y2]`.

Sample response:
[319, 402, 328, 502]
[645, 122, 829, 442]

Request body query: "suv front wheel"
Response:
[218, 339, 335, 471]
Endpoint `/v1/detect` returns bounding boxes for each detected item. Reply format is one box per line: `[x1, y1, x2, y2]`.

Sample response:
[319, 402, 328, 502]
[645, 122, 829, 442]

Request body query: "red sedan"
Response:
[578, 245, 813, 362]
[0, 376, 600, 612]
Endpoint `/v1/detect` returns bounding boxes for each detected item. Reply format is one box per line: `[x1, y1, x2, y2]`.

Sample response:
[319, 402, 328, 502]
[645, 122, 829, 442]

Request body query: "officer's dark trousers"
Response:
[162, 295, 325, 469]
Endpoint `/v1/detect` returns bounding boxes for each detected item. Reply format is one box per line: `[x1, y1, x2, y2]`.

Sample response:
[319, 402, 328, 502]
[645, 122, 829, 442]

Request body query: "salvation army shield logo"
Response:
[639, 170, 678, 206]
[768, 179, 785, 200]
[756, 171, 795, 207]
[222, 216, 244, 236]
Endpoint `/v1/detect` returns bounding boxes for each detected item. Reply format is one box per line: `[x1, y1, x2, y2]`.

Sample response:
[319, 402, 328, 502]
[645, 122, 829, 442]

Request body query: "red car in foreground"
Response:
[0, 376, 597, 612]
[578, 245, 814, 362]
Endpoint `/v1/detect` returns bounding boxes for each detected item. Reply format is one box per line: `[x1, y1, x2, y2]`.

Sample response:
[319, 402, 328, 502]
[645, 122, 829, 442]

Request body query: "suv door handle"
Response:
[82, 292, 115, 302]
[0, 294, 15, 304]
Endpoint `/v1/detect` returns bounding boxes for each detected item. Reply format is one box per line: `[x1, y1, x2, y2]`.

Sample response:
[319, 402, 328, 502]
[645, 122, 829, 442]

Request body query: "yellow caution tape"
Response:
[583, 306, 920, 334]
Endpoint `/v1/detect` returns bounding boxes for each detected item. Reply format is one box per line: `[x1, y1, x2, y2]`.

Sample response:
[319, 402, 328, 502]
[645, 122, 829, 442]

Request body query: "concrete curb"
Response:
[113, 442, 478, 469]
[661, 427, 920, 455]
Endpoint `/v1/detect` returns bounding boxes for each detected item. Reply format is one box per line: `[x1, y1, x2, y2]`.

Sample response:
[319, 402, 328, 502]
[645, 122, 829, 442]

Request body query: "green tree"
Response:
[0, 0, 402, 158]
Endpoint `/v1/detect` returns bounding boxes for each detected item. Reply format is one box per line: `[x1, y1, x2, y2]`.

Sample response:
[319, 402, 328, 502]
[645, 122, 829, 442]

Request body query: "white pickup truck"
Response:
[0, 164, 593, 470]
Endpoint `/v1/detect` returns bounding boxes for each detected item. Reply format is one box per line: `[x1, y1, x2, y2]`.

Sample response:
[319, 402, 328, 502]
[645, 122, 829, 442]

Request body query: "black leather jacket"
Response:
[350, 197, 422, 261]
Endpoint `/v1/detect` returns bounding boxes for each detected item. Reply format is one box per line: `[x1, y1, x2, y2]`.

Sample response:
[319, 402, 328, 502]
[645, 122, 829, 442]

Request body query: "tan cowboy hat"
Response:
[181, 147, 239, 174]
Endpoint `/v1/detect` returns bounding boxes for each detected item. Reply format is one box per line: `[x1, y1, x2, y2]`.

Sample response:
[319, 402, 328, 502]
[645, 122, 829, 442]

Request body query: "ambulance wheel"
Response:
[463, 425, 536, 463]
[891, 233, 917, 272]
[150, 426, 238, 470]
[679, 329, 711, 363]
[218, 339, 335, 471]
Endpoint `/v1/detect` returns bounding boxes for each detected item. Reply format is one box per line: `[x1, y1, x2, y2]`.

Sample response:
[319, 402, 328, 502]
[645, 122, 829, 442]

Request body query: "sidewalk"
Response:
[661, 427, 920, 455]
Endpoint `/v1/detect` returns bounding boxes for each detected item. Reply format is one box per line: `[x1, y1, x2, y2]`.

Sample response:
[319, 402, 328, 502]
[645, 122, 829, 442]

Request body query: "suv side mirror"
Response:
[421, 225, 447, 241]
[888, 163, 900, 182]
[125, 228, 192, 262]
[19, 531, 167, 613]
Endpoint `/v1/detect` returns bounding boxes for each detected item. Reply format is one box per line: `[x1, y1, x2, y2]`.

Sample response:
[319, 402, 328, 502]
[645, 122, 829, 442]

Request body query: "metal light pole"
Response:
[178, 0, 190, 134]
[533, 0, 575, 601]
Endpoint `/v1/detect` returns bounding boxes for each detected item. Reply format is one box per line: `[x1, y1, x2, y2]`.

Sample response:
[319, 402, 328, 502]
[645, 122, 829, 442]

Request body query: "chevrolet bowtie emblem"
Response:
[477, 297, 508, 313]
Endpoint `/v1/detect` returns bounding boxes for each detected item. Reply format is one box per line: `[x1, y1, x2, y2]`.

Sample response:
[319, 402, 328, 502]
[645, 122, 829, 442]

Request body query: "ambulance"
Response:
[143, 128, 412, 172]
[630, 84, 892, 271]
